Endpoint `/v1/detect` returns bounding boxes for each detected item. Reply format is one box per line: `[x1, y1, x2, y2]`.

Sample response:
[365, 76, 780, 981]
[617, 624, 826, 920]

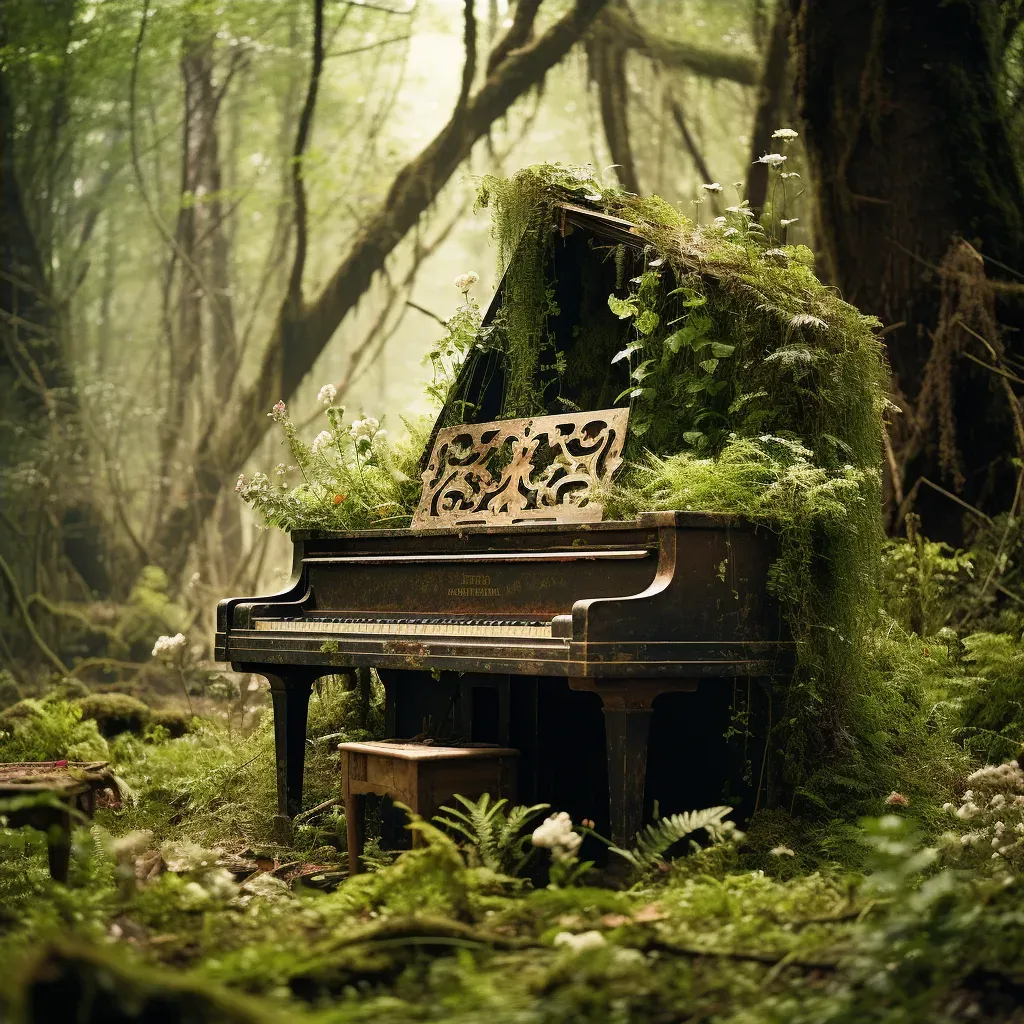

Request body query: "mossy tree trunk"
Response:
[790, 0, 1024, 540]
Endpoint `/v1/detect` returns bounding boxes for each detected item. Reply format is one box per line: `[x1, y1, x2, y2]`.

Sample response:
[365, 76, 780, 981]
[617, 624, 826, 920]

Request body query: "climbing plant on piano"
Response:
[235, 391, 426, 533]
[476, 164, 891, 814]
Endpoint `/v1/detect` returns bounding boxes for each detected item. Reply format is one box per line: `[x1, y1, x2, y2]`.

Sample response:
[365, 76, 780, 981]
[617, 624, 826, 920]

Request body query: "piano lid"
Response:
[423, 202, 657, 473]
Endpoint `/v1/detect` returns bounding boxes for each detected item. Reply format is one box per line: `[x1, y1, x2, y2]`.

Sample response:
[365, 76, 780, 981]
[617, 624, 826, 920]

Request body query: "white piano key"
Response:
[253, 617, 554, 639]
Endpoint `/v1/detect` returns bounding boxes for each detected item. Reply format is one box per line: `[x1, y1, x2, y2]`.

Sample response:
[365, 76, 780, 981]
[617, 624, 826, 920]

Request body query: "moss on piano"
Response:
[472, 164, 889, 818]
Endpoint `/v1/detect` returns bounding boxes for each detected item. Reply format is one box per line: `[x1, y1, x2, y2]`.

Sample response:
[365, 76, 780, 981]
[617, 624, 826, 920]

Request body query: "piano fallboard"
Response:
[216, 512, 793, 680]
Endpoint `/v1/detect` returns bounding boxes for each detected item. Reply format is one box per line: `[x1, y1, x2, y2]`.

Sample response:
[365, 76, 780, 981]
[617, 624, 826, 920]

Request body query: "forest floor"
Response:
[4, 542, 1024, 1022]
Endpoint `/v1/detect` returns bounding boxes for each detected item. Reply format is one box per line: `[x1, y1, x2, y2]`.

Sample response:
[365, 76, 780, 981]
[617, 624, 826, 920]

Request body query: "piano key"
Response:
[252, 615, 554, 639]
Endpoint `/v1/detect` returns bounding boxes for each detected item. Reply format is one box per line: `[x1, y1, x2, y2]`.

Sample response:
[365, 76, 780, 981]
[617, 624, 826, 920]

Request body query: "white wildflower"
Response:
[769, 845, 796, 857]
[188, 572, 201, 588]
[317, 383, 337, 406]
[771, 127, 799, 141]
[268, 400, 287, 422]
[701, 182, 723, 193]
[152, 633, 188, 660]
[350, 417, 380, 441]
[454, 271, 479, 293]
[532, 811, 583, 862]
[956, 801, 979, 821]
[553, 930, 606, 953]
[311, 430, 333, 454]
[780, 217, 800, 227]
[990, 794, 1007, 809]
[755, 153, 787, 168]
[234, 473, 246, 493]
[274, 463, 288, 476]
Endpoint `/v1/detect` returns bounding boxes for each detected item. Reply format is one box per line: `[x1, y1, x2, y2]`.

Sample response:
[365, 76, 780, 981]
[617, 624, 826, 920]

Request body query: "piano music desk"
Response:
[339, 741, 518, 874]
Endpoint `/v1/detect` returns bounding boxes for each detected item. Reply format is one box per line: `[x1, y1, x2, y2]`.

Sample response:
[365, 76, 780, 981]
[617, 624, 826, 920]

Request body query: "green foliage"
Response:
[610, 805, 741, 876]
[115, 567, 187, 661]
[955, 630, 1024, 761]
[433, 793, 550, 874]
[474, 165, 888, 812]
[236, 393, 427, 533]
[76, 693, 152, 738]
[880, 515, 975, 635]
[0, 697, 109, 762]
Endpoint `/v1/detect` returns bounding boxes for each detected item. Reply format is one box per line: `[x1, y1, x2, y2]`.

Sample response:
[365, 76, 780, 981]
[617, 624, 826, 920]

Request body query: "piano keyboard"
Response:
[254, 615, 554, 639]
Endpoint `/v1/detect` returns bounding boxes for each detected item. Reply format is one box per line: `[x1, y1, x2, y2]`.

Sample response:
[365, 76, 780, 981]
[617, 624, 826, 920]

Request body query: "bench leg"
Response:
[346, 793, 365, 875]
[47, 811, 72, 884]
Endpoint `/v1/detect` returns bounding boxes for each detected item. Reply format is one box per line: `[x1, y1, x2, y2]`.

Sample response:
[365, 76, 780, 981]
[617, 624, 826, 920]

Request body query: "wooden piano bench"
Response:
[338, 740, 519, 874]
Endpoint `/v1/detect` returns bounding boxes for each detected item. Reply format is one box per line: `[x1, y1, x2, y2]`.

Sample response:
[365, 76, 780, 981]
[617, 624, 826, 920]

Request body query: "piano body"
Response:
[216, 204, 793, 846]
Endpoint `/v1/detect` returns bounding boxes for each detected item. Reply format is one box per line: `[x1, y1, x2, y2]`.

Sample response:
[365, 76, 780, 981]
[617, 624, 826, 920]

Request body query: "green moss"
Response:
[475, 165, 889, 813]
[0, 698, 109, 762]
[76, 693, 151, 737]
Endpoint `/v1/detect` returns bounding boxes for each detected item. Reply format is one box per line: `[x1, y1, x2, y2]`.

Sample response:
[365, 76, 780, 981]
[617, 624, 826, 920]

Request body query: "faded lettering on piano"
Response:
[448, 572, 500, 598]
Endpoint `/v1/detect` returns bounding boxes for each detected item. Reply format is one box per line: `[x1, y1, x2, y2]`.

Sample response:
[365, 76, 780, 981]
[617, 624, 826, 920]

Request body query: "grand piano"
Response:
[216, 205, 792, 847]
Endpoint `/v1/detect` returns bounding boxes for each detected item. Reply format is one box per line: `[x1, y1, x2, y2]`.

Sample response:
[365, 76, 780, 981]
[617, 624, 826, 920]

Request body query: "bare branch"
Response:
[666, 95, 721, 212]
[487, 0, 543, 75]
[600, 7, 759, 84]
[287, 0, 326, 301]
[456, 0, 478, 113]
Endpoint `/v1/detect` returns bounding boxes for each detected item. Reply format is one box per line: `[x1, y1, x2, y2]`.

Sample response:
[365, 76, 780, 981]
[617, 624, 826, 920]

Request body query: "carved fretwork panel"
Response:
[412, 409, 629, 529]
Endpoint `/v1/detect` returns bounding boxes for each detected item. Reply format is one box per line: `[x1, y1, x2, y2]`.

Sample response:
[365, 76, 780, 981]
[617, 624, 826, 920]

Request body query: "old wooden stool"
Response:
[339, 741, 519, 874]
[0, 760, 118, 882]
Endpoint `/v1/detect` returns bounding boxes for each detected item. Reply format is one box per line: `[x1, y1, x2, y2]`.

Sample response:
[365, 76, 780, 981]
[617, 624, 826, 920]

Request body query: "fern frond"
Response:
[610, 805, 734, 872]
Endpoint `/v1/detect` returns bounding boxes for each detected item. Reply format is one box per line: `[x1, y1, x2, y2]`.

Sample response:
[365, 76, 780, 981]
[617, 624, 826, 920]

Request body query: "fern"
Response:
[609, 805, 737, 873]
[433, 793, 549, 874]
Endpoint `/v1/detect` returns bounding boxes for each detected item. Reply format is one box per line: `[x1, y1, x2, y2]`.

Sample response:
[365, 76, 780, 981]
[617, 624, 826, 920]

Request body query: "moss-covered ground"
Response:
[4, 533, 1024, 1022]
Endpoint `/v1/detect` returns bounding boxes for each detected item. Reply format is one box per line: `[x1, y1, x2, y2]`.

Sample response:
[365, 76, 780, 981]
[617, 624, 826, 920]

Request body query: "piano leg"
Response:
[600, 694, 653, 849]
[267, 674, 313, 842]
[570, 679, 696, 850]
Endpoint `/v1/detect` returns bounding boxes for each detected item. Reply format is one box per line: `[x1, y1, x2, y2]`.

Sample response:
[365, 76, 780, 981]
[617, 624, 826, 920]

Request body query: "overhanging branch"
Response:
[600, 7, 759, 85]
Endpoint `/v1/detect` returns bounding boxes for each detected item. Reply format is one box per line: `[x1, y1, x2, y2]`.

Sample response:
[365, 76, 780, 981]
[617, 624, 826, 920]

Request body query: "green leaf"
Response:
[631, 359, 655, 382]
[710, 342, 735, 358]
[608, 295, 638, 319]
[635, 309, 660, 335]
[682, 431, 705, 446]
[699, 358, 719, 374]
[664, 329, 686, 354]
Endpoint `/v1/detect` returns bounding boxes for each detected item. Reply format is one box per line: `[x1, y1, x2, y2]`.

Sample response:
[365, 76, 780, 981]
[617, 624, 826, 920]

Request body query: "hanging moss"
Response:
[475, 165, 890, 813]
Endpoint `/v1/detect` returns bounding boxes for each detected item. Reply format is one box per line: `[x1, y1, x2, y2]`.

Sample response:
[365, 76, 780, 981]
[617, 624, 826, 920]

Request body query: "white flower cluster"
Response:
[771, 127, 799, 141]
[350, 416, 384, 446]
[770, 845, 795, 857]
[311, 430, 333, 454]
[940, 760, 1024, 866]
[152, 633, 188, 660]
[754, 153, 787, 168]
[531, 811, 583, 863]
[268, 399, 287, 422]
[701, 181, 723, 193]
[317, 383, 337, 406]
[454, 271, 479, 293]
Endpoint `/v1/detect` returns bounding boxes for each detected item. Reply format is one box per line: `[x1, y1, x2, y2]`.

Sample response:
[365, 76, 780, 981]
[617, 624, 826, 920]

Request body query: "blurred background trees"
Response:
[2, 0, 1023, 685]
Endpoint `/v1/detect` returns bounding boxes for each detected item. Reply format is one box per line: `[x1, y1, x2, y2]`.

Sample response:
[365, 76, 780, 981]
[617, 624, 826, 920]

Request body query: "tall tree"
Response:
[790, 0, 1024, 540]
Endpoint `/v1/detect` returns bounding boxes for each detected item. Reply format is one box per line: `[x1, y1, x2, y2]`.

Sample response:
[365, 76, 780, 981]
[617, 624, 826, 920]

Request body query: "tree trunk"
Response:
[790, 0, 1024, 540]
[148, 0, 612, 581]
